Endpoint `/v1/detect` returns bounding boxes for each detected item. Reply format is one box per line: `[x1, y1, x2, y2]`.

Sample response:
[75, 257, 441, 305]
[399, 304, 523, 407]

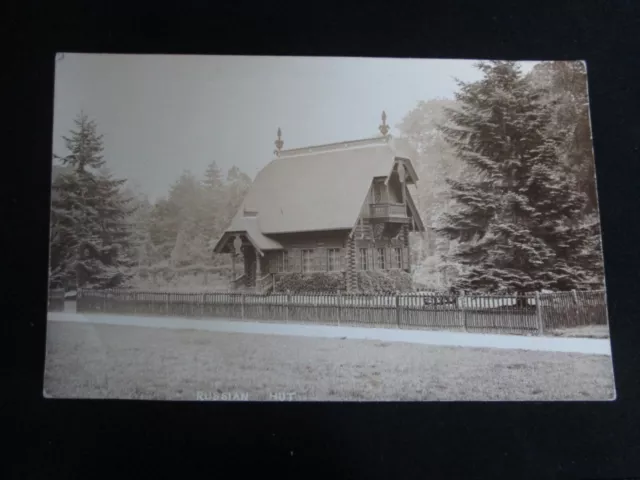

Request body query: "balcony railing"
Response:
[369, 203, 407, 219]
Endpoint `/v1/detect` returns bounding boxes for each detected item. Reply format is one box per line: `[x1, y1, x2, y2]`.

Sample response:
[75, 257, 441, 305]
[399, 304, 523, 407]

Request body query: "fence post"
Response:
[395, 293, 401, 329]
[337, 290, 341, 326]
[314, 295, 319, 322]
[200, 293, 205, 318]
[241, 293, 245, 319]
[165, 293, 169, 316]
[536, 291, 544, 336]
[461, 293, 467, 332]
[286, 291, 290, 323]
[571, 289, 578, 305]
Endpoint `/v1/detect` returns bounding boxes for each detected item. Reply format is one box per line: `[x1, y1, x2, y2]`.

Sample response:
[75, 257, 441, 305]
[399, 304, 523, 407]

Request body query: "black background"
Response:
[5, 1, 640, 478]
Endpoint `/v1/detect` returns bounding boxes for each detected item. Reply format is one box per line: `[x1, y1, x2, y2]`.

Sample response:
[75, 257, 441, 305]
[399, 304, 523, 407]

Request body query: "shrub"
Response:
[356, 270, 415, 293]
[274, 273, 346, 294]
[274, 270, 416, 294]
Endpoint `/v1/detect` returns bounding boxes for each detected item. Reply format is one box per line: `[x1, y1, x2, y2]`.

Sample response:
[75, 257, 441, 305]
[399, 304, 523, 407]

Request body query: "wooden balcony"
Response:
[367, 203, 410, 223]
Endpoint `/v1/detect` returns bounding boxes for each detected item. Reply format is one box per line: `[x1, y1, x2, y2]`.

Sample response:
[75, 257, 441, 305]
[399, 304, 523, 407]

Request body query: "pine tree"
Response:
[148, 196, 181, 261]
[50, 112, 135, 290]
[437, 61, 595, 294]
[223, 166, 252, 229]
[124, 185, 156, 270]
[203, 160, 224, 190]
[148, 171, 202, 261]
[201, 160, 227, 245]
[170, 229, 190, 268]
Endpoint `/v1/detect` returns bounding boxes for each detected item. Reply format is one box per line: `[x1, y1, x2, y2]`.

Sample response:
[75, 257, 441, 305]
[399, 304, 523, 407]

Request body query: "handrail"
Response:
[256, 273, 273, 293]
[231, 274, 247, 289]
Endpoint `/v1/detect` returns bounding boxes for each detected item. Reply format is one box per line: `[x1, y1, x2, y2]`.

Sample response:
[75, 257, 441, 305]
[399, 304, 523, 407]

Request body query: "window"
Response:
[394, 248, 402, 269]
[327, 249, 340, 272]
[302, 249, 314, 273]
[376, 248, 386, 270]
[275, 251, 288, 273]
[359, 248, 368, 270]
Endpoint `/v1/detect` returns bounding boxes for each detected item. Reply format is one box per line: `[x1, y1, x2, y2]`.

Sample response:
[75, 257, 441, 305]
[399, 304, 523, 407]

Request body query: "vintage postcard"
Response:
[45, 54, 614, 401]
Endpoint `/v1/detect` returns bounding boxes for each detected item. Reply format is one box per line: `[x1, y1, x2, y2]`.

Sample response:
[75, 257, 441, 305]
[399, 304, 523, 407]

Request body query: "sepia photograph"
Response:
[45, 54, 614, 401]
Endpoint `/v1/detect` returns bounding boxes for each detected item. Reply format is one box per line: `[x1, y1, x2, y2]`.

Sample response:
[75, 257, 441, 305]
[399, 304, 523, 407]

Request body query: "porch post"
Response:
[255, 247, 262, 277]
[231, 253, 237, 280]
[403, 224, 411, 273]
[243, 246, 252, 287]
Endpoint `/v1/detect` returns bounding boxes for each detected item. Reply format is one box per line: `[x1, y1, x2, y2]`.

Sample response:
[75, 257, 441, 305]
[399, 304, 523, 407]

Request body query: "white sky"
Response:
[53, 55, 537, 201]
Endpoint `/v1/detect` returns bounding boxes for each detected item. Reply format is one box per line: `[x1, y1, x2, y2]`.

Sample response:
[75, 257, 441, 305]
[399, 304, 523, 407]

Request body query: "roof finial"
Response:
[274, 127, 284, 156]
[379, 111, 390, 136]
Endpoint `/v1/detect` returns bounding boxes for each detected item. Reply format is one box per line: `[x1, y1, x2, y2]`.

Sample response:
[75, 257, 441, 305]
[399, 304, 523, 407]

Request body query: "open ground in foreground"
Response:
[44, 321, 615, 401]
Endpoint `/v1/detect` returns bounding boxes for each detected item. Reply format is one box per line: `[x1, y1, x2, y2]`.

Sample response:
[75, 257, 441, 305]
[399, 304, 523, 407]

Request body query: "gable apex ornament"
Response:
[379, 111, 390, 136]
[273, 127, 284, 156]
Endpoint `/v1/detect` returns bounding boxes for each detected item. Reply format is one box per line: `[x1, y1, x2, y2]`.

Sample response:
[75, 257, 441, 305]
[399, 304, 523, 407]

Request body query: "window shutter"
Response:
[339, 248, 346, 271]
[368, 249, 374, 270]
[402, 247, 409, 270]
[385, 248, 391, 270]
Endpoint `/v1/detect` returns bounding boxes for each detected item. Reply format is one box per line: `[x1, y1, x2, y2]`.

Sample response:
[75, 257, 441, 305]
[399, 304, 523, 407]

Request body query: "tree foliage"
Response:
[140, 160, 253, 285]
[435, 61, 601, 292]
[50, 113, 135, 289]
[527, 61, 597, 212]
[397, 98, 466, 288]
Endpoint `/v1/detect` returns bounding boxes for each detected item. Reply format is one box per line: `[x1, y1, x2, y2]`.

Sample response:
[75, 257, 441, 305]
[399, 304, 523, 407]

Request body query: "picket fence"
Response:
[74, 288, 608, 336]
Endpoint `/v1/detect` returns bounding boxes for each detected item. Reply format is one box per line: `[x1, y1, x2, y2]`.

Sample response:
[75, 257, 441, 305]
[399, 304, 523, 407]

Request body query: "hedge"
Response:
[274, 273, 345, 294]
[274, 270, 415, 294]
[356, 270, 414, 293]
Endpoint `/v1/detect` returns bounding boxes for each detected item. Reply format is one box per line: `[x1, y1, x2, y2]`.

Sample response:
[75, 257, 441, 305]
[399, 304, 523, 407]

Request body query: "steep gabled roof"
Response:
[226, 135, 419, 236]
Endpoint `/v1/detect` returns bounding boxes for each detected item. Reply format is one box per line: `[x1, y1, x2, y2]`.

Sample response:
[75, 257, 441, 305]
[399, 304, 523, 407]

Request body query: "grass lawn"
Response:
[44, 321, 615, 401]
[549, 325, 610, 339]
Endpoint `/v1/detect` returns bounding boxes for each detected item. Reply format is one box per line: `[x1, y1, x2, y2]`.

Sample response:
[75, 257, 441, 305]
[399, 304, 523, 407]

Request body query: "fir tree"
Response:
[437, 61, 595, 293]
[223, 166, 252, 229]
[203, 160, 224, 190]
[50, 112, 135, 289]
[201, 160, 227, 246]
[148, 196, 181, 261]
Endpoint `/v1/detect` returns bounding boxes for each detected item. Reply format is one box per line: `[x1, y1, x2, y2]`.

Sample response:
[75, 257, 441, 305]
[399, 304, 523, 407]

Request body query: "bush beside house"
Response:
[274, 271, 416, 294]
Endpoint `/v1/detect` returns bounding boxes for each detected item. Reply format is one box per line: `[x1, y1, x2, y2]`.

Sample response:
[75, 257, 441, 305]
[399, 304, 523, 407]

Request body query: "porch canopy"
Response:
[213, 216, 283, 257]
